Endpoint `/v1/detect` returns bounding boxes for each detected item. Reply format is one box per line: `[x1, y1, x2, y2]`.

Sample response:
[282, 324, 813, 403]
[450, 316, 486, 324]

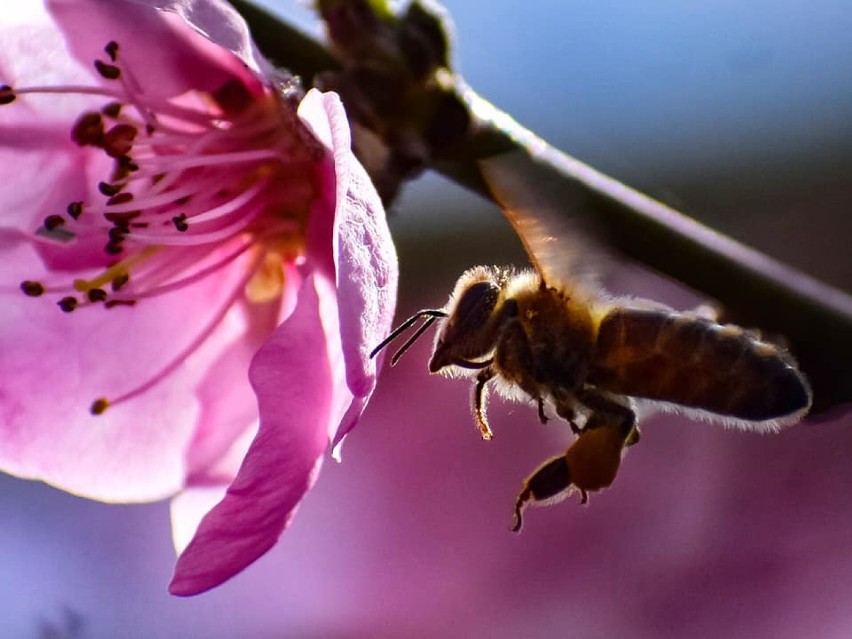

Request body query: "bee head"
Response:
[369, 267, 508, 372]
[429, 268, 505, 373]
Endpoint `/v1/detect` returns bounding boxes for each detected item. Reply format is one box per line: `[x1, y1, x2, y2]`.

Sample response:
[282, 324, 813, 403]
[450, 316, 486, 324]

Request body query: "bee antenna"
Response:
[389, 315, 441, 365]
[369, 309, 447, 361]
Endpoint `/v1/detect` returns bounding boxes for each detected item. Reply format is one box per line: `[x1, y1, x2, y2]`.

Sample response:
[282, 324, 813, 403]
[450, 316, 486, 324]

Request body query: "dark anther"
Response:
[87, 288, 108, 303]
[90, 398, 110, 415]
[106, 192, 134, 207]
[20, 280, 45, 297]
[108, 227, 127, 241]
[117, 156, 139, 172]
[67, 201, 84, 220]
[110, 274, 129, 291]
[58, 296, 78, 313]
[94, 60, 121, 80]
[43, 215, 66, 230]
[105, 240, 124, 255]
[98, 181, 122, 197]
[104, 41, 119, 62]
[105, 299, 136, 309]
[0, 84, 15, 105]
[103, 124, 137, 158]
[114, 218, 131, 232]
[104, 210, 140, 224]
[71, 112, 105, 147]
[112, 156, 140, 181]
[174, 195, 191, 206]
[101, 101, 122, 118]
[172, 214, 189, 232]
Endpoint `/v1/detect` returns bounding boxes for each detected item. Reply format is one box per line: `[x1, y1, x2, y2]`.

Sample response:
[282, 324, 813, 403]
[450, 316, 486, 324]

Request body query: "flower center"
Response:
[2, 41, 326, 414]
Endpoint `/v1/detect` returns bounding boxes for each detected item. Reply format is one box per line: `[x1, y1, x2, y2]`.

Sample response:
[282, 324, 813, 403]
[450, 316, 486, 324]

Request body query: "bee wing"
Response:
[480, 149, 607, 288]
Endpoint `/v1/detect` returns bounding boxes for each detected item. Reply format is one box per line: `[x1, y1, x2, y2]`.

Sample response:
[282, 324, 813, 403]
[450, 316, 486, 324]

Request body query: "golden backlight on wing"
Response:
[370, 152, 812, 531]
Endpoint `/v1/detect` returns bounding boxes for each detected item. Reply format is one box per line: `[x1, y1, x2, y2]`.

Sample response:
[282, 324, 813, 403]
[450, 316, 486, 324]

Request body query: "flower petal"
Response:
[170, 484, 228, 556]
[329, 97, 398, 399]
[0, 238, 251, 501]
[169, 275, 333, 596]
[47, 0, 262, 100]
[297, 90, 398, 445]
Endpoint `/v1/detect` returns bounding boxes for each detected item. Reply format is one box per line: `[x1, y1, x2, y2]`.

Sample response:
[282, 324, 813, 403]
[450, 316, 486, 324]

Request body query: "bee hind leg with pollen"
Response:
[511, 389, 640, 533]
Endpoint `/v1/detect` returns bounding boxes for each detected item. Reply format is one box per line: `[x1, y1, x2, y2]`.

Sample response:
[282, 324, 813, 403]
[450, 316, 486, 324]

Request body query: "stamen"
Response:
[106, 192, 134, 207]
[11, 39, 319, 414]
[101, 101, 122, 118]
[87, 288, 108, 303]
[0, 84, 15, 105]
[108, 227, 127, 242]
[90, 254, 263, 415]
[72, 246, 158, 293]
[58, 296, 78, 313]
[104, 209, 139, 224]
[43, 215, 65, 230]
[172, 214, 189, 232]
[98, 181, 122, 196]
[94, 60, 121, 80]
[71, 112, 105, 147]
[105, 299, 136, 309]
[67, 201, 83, 220]
[90, 398, 110, 415]
[103, 124, 137, 158]
[104, 41, 119, 62]
[125, 236, 261, 301]
[111, 274, 130, 291]
[104, 240, 124, 255]
[20, 281, 45, 297]
[126, 185, 271, 246]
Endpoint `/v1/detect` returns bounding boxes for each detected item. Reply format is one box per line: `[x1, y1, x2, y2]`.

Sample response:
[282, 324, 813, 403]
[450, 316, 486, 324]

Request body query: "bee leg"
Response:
[577, 389, 637, 441]
[551, 395, 582, 434]
[513, 414, 636, 531]
[473, 368, 495, 440]
[511, 455, 572, 533]
[625, 425, 641, 447]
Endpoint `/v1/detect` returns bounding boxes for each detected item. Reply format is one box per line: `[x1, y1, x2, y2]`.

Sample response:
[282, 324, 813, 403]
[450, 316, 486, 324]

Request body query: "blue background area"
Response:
[263, 0, 852, 287]
[274, 0, 852, 178]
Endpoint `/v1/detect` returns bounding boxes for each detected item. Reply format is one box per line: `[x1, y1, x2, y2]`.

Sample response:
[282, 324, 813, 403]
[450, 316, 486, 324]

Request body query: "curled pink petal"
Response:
[298, 90, 398, 401]
[170, 276, 333, 596]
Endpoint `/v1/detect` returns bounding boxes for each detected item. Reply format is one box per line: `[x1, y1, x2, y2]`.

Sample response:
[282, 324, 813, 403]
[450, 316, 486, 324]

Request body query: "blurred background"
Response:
[3, 1, 851, 637]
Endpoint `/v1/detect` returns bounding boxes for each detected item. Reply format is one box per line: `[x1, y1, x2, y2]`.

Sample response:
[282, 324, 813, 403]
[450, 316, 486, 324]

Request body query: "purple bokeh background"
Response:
[3, 1, 851, 637]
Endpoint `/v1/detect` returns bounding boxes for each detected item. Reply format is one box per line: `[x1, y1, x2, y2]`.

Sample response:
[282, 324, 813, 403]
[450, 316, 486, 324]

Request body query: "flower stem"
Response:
[229, 0, 852, 414]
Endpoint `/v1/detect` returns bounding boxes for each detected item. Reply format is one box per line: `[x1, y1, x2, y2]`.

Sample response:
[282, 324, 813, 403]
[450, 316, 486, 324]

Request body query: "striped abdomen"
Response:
[588, 308, 811, 422]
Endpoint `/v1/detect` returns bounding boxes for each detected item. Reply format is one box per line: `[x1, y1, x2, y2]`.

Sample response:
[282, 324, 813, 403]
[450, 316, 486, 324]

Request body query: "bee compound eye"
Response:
[453, 281, 499, 331]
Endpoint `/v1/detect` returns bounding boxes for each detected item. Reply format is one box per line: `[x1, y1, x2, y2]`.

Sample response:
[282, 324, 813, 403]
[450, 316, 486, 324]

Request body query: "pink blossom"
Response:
[0, 0, 397, 595]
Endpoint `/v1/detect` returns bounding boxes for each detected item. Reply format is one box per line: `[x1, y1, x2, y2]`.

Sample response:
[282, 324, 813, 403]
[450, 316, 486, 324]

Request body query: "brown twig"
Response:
[228, 0, 852, 414]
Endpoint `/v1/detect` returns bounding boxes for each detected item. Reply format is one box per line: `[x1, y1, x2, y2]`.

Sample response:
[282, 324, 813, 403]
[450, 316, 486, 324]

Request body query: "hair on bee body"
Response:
[371, 153, 811, 529]
[371, 260, 811, 529]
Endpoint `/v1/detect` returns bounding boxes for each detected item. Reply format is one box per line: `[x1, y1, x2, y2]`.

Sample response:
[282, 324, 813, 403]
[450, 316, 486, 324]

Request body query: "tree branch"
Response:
[228, 0, 852, 414]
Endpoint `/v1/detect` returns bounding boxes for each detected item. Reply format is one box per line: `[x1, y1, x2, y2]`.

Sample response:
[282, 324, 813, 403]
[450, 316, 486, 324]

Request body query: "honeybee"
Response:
[372, 152, 812, 531]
